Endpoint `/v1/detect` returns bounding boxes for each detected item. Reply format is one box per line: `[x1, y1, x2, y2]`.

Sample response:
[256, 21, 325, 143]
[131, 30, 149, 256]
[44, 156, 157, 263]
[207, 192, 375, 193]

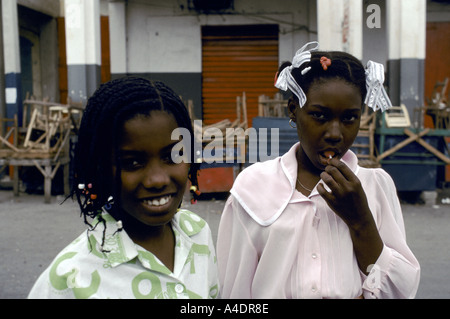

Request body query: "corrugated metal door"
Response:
[201, 25, 279, 126]
[425, 21, 450, 182]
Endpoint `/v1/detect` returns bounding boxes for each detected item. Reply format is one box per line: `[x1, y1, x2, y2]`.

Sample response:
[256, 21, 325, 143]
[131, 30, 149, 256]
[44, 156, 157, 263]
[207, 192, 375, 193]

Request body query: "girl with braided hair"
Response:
[29, 77, 219, 299]
[217, 42, 420, 299]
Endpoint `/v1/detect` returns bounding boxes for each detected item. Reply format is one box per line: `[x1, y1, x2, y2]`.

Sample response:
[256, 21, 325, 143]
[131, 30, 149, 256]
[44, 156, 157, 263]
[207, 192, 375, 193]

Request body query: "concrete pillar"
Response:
[386, 0, 426, 120]
[317, 0, 363, 59]
[0, 2, 6, 133]
[108, 0, 127, 77]
[2, 0, 22, 125]
[64, 0, 101, 104]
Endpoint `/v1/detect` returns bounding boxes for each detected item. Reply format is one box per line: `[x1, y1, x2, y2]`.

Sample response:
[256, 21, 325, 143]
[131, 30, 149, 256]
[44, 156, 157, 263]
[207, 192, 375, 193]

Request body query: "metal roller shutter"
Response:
[201, 25, 279, 126]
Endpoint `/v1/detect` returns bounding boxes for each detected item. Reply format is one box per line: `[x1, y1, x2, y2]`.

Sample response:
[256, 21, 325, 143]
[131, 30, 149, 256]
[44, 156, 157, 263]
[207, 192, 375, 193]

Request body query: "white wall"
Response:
[317, 0, 363, 59]
[121, 0, 317, 74]
[387, 0, 426, 60]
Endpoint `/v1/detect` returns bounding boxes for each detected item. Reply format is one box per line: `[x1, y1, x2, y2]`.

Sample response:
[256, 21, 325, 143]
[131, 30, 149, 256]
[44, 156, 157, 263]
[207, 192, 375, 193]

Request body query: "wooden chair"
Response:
[352, 104, 380, 168]
[258, 93, 288, 118]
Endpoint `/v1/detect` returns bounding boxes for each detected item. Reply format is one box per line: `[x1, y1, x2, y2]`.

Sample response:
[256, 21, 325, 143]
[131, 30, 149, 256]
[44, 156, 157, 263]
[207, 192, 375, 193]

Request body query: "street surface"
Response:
[0, 189, 448, 299]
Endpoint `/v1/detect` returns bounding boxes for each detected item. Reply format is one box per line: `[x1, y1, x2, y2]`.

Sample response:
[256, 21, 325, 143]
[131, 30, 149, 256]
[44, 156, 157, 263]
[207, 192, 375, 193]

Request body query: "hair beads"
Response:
[190, 185, 201, 204]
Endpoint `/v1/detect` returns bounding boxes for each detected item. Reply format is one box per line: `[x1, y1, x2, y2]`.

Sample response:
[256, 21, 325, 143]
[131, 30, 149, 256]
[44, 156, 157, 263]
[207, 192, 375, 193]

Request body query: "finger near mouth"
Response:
[319, 151, 337, 166]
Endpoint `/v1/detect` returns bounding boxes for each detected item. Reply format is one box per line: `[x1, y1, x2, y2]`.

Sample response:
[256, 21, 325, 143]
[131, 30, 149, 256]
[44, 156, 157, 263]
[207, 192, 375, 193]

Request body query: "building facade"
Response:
[1, 0, 449, 135]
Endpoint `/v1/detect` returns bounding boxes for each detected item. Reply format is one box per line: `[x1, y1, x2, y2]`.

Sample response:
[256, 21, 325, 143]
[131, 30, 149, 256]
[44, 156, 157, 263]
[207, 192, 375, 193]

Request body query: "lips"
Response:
[319, 149, 339, 166]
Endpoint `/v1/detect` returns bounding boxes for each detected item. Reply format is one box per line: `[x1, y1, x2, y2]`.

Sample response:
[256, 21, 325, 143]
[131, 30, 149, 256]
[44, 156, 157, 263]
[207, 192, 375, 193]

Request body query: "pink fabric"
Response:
[217, 143, 420, 298]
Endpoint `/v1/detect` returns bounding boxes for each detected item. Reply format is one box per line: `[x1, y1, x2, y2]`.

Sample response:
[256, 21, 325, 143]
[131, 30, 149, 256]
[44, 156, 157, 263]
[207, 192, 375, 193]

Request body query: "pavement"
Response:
[0, 188, 449, 299]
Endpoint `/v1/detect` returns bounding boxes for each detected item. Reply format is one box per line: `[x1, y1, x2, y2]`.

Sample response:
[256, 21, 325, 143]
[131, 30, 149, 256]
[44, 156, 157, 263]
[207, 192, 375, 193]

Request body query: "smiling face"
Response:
[290, 78, 362, 174]
[115, 110, 190, 228]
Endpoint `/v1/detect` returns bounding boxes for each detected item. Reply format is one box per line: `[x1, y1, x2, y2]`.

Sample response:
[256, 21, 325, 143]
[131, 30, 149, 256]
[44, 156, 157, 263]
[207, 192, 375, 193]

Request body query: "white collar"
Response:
[230, 142, 359, 226]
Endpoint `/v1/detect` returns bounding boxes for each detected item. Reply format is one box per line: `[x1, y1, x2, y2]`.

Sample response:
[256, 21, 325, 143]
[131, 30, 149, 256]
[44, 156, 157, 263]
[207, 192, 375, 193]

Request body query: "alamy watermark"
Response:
[171, 120, 280, 164]
[366, 4, 381, 29]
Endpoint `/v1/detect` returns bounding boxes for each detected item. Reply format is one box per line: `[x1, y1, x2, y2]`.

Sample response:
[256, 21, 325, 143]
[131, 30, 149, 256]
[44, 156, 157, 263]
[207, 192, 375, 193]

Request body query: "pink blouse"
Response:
[217, 143, 420, 299]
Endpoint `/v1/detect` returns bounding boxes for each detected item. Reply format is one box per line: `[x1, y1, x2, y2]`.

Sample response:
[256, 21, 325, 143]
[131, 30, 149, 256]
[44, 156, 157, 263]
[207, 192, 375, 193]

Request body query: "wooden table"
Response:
[0, 151, 70, 203]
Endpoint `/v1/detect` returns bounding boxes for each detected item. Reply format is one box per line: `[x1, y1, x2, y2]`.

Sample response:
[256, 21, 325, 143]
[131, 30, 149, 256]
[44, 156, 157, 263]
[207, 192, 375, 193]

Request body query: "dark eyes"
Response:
[119, 158, 144, 171]
[309, 111, 359, 123]
[342, 114, 359, 123]
[310, 112, 326, 121]
[119, 152, 176, 171]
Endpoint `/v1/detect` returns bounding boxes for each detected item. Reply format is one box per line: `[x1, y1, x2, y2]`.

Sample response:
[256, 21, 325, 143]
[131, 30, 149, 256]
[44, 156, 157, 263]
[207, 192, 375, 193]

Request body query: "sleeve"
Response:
[216, 195, 259, 298]
[28, 269, 54, 299]
[205, 223, 221, 299]
[28, 263, 75, 299]
[361, 169, 420, 299]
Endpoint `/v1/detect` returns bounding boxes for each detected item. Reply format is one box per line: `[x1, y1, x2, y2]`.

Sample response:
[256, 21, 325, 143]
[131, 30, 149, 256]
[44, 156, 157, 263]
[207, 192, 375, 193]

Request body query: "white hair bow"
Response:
[275, 41, 319, 107]
[276, 42, 392, 112]
[365, 61, 392, 112]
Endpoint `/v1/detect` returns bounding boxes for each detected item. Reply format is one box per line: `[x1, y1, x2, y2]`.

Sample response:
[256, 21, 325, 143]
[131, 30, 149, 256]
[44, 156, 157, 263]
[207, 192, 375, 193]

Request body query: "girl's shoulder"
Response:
[357, 166, 397, 191]
[173, 209, 210, 237]
[358, 166, 394, 181]
[233, 157, 283, 188]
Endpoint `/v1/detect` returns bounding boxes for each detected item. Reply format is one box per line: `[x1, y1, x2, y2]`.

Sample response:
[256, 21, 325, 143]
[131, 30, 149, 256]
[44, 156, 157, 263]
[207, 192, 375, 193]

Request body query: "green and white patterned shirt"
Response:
[28, 209, 219, 299]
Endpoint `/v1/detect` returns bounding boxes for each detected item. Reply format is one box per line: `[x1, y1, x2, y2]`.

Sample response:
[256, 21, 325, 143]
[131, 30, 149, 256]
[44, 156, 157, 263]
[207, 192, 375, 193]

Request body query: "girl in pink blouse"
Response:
[217, 42, 420, 299]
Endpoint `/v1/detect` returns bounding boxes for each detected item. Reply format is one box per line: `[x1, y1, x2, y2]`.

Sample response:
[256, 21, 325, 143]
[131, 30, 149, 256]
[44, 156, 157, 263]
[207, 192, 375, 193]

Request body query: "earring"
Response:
[289, 119, 297, 129]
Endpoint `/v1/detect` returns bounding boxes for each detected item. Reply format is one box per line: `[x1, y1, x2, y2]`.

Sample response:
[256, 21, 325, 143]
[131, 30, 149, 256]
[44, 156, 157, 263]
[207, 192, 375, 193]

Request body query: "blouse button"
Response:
[312, 253, 318, 259]
[175, 283, 184, 294]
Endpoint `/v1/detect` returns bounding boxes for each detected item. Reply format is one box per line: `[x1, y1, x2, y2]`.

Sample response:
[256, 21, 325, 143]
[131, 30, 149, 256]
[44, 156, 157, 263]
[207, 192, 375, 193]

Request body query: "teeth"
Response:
[144, 196, 171, 207]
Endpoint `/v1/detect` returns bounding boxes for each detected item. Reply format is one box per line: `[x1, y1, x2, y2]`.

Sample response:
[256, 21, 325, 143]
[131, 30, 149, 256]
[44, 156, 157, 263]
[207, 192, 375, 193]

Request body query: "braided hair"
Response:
[72, 77, 200, 229]
[279, 51, 367, 105]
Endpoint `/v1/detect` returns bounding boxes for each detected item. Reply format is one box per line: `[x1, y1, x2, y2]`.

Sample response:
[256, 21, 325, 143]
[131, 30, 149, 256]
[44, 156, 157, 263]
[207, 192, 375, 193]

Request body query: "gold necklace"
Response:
[297, 178, 313, 192]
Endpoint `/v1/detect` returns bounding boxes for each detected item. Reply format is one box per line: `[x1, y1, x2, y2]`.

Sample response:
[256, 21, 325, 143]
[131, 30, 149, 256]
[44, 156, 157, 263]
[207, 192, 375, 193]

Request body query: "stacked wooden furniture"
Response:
[258, 93, 288, 118]
[194, 92, 248, 165]
[0, 98, 82, 203]
[425, 78, 449, 130]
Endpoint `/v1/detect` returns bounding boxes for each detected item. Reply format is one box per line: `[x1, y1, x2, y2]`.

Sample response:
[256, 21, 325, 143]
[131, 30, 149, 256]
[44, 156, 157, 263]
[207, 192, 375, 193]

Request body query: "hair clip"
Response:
[301, 66, 311, 75]
[320, 56, 331, 70]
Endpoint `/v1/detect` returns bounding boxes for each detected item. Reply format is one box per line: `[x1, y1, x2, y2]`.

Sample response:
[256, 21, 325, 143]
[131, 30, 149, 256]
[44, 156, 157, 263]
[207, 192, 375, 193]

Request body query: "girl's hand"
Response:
[317, 158, 371, 228]
[317, 157, 383, 273]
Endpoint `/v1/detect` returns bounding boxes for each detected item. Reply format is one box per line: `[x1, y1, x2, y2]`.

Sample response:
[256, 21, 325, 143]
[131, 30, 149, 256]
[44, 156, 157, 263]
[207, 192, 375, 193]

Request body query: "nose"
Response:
[324, 120, 343, 143]
[142, 161, 170, 190]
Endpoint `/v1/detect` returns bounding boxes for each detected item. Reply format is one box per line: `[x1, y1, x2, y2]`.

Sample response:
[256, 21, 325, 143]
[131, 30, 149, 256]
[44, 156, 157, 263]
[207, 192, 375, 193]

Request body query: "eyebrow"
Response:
[118, 141, 180, 154]
[309, 104, 361, 112]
